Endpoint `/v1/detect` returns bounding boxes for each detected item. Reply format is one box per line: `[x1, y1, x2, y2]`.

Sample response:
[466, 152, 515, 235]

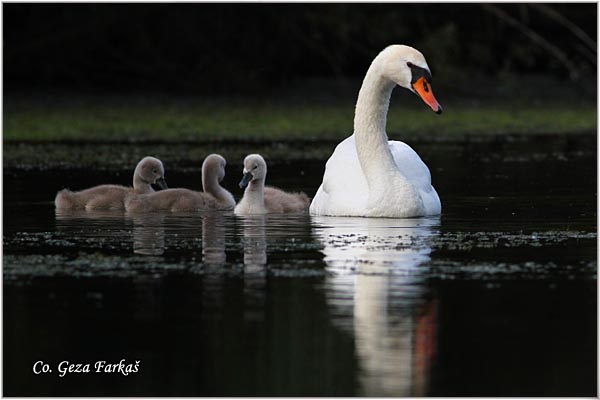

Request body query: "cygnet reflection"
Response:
[130, 213, 166, 256]
[312, 216, 439, 397]
[239, 215, 268, 272]
[55, 208, 126, 223]
[202, 212, 227, 266]
[54, 209, 128, 244]
[238, 215, 268, 322]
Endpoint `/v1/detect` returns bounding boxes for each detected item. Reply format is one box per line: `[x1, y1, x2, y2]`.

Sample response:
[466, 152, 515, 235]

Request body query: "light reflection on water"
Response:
[312, 216, 439, 396]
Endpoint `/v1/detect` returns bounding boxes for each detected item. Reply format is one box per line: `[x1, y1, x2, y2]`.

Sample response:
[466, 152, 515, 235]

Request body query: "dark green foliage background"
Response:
[4, 3, 596, 94]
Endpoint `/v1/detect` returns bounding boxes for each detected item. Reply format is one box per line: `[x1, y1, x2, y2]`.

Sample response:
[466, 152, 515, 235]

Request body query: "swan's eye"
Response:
[153, 169, 158, 174]
[407, 62, 433, 85]
[253, 165, 258, 170]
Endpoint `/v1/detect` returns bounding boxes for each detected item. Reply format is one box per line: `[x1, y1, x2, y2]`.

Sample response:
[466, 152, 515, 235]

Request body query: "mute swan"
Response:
[54, 156, 167, 210]
[234, 154, 310, 215]
[310, 45, 442, 218]
[125, 154, 235, 212]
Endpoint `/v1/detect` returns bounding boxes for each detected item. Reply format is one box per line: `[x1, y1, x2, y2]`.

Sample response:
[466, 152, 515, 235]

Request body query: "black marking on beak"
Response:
[153, 177, 168, 190]
[239, 172, 253, 189]
[435, 105, 443, 115]
[407, 62, 432, 84]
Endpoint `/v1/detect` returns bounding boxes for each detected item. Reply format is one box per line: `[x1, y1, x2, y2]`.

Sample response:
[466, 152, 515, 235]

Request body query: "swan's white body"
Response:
[310, 135, 441, 217]
[310, 45, 442, 218]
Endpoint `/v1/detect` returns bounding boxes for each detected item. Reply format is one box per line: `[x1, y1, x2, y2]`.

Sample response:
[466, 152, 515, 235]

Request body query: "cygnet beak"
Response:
[154, 177, 168, 190]
[239, 171, 253, 189]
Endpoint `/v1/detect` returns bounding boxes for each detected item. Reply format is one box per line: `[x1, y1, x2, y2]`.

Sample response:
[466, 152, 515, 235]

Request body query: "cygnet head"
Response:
[202, 153, 227, 183]
[135, 156, 168, 189]
[374, 45, 442, 114]
[239, 154, 267, 189]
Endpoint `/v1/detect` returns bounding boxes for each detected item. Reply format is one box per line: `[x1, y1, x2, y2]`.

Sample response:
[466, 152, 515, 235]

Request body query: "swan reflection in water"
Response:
[237, 215, 268, 321]
[131, 213, 166, 256]
[239, 215, 268, 272]
[54, 209, 128, 247]
[201, 212, 227, 265]
[55, 209, 126, 223]
[55, 209, 167, 256]
[312, 216, 439, 397]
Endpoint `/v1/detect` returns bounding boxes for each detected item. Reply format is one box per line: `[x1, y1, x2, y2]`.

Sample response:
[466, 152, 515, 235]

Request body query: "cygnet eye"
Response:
[153, 169, 158, 174]
[253, 165, 258, 170]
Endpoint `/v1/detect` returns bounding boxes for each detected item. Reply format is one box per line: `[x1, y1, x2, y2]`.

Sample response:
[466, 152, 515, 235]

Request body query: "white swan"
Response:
[310, 45, 442, 218]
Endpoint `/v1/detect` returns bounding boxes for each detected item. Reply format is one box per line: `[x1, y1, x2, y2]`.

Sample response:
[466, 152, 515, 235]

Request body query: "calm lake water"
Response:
[3, 134, 597, 396]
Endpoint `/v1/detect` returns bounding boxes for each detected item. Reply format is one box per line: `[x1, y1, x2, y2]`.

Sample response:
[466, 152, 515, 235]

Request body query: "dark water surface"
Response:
[3, 134, 597, 396]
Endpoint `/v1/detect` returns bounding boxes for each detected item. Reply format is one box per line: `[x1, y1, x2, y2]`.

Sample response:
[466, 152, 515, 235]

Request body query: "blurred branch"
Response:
[482, 4, 579, 80]
[530, 4, 596, 52]
[530, 3, 596, 66]
[574, 43, 597, 66]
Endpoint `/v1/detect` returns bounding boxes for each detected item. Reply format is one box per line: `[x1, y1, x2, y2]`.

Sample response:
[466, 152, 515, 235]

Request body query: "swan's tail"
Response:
[298, 192, 311, 208]
[288, 191, 311, 212]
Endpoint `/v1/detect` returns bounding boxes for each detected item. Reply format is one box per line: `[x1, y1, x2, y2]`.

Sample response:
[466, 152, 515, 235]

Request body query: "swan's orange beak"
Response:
[412, 77, 442, 114]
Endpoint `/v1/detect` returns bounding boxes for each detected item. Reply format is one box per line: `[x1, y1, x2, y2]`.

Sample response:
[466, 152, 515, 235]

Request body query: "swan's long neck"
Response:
[203, 173, 234, 206]
[133, 174, 154, 194]
[243, 179, 265, 210]
[354, 65, 400, 183]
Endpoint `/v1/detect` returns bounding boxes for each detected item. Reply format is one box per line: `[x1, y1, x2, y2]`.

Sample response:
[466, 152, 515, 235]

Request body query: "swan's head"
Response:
[202, 153, 227, 183]
[239, 154, 267, 189]
[376, 45, 442, 114]
[136, 156, 168, 189]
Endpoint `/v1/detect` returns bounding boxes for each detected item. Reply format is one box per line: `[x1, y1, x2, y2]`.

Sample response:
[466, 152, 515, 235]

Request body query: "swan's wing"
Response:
[310, 136, 369, 216]
[389, 141, 431, 191]
[389, 140, 441, 215]
[310, 137, 441, 216]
